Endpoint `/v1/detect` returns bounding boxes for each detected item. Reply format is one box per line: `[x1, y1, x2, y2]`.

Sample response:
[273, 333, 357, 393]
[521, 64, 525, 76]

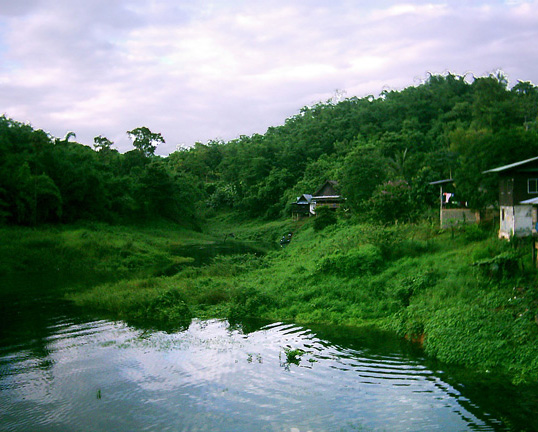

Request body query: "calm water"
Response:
[1, 274, 537, 431]
[170, 241, 272, 266]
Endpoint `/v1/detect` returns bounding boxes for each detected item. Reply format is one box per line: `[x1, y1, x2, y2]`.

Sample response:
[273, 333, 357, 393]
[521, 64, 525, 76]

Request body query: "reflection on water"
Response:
[170, 240, 271, 266]
[0, 316, 518, 432]
[0, 274, 536, 431]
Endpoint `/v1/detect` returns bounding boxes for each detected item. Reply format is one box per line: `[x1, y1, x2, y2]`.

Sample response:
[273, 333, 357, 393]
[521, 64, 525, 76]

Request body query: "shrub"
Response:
[145, 288, 192, 330]
[317, 244, 383, 276]
[358, 224, 407, 260]
[393, 307, 426, 339]
[462, 224, 489, 242]
[424, 306, 515, 370]
[392, 270, 438, 306]
[313, 206, 337, 231]
[392, 239, 435, 258]
[473, 251, 521, 279]
[228, 286, 276, 323]
[191, 277, 231, 305]
[471, 239, 506, 262]
[368, 180, 413, 223]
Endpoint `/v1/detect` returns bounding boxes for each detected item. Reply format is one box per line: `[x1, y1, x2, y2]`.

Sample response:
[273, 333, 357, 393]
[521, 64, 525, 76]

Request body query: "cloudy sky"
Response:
[1, 0, 537, 155]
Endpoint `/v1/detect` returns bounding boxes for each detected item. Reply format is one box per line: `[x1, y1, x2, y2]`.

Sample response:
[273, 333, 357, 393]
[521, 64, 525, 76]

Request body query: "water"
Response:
[1, 274, 536, 431]
[170, 241, 271, 266]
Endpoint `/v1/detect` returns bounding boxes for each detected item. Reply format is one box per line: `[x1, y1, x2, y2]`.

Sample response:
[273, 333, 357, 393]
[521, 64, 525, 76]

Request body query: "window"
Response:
[528, 178, 538, 194]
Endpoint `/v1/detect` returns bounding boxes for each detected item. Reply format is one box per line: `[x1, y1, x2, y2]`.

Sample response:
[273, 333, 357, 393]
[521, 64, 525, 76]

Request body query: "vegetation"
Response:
[4, 217, 538, 383]
[3, 71, 538, 383]
[3, 72, 538, 227]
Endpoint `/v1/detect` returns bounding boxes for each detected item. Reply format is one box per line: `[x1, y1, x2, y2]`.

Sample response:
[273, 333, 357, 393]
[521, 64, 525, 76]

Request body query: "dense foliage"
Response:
[173, 72, 538, 220]
[0, 118, 201, 226]
[2, 72, 538, 225]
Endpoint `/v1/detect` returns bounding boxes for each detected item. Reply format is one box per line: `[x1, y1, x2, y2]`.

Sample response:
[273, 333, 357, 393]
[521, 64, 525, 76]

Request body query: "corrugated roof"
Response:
[296, 194, 313, 203]
[483, 156, 538, 173]
[520, 197, 538, 204]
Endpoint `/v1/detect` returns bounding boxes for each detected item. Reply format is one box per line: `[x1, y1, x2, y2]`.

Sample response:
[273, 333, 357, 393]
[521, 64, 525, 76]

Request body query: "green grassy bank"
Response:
[0, 221, 215, 277]
[3, 216, 538, 384]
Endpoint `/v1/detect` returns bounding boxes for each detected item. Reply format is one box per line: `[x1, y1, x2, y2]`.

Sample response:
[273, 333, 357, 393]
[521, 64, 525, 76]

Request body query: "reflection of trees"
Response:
[0, 273, 83, 368]
[315, 320, 538, 431]
[426, 362, 538, 432]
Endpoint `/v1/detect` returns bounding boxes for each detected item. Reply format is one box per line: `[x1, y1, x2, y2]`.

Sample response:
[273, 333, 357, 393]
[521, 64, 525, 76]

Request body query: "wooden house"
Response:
[291, 194, 314, 220]
[429, 178, 479, 228]
[291, 180, 344, 220]
[483, 156, 538, 238]
[312, 180, 343, 209]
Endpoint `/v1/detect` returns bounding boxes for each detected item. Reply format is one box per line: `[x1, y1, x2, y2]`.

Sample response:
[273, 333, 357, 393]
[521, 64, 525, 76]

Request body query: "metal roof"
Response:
[296, 194, 313, 203]
[520, 197, 538, 204]
[483, 156, 538, 173]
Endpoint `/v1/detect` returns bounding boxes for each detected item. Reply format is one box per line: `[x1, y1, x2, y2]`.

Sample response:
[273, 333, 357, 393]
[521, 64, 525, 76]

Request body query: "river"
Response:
[1, 273, 537, 431]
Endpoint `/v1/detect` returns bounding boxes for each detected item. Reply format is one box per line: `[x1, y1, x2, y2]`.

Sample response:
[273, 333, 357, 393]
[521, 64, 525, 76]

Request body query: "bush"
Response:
[462, 224, 489, 242]
[228, 286, 276, 323]
[368, 180, 413, 223]
[357, 224, 406, 260]
[392, 270, 438, 306]
[392, 239, 435, 258]
[424, 306, 513, 370]
[313, 206, 337, 231]
[317, 244, 383, 276]
[473, 251, 521, 279]
[190, 277, 231, 305]
[145, 288, 193, 330]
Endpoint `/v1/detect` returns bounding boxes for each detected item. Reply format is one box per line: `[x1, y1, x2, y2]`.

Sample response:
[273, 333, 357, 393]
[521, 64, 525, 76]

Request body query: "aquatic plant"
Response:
[284, 348, 305, 363]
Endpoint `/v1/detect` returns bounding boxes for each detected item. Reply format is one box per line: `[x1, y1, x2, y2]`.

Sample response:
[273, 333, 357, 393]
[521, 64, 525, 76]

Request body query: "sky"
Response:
[1, 0, 538, 155]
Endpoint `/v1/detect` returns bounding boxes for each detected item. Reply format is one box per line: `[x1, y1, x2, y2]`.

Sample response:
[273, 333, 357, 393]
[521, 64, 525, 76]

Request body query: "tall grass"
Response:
[0, 222, 211, 276]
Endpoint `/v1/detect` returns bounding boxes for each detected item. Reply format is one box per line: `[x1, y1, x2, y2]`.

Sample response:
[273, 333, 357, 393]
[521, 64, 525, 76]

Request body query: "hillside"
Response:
[2, 72, 538, 226]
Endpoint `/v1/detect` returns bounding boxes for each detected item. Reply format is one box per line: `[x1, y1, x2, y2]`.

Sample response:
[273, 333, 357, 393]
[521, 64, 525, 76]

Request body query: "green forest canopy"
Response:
[2, 72, 538, 226]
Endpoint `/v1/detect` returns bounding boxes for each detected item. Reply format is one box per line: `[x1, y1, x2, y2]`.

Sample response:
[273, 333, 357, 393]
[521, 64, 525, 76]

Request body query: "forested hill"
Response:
[2, 72, 538, 226]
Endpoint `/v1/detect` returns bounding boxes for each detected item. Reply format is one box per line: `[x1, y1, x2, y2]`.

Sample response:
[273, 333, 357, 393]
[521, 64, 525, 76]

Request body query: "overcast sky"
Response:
[1, 0, 537, 155]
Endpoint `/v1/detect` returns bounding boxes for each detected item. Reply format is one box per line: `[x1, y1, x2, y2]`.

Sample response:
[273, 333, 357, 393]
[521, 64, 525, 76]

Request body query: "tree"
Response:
[387, 148, 409, 180]
[470, 73, 514, 130]
[340, 146, 387, 211]
[64, 131, 77, 142]
[368, 180, 413, 223]
[127, 127, 165, 157]
[93, 135, 114, 152]
[512, 80, 538, 130]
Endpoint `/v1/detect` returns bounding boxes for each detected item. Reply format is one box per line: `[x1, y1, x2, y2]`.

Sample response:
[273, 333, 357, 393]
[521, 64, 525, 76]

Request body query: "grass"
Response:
[4, 216, 538, 383]
[0, 220, 213, 276]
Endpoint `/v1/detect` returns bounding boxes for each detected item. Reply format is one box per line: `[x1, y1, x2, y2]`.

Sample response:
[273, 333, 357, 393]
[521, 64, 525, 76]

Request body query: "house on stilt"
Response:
[291, 180, 344, 220]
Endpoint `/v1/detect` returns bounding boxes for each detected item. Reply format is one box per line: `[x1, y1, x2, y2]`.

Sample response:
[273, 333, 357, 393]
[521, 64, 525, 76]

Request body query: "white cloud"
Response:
[1, 0, 538, 154]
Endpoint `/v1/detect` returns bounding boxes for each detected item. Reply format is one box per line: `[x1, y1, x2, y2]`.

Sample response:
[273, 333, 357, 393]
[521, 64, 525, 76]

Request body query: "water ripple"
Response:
[0, 318, 514, 431]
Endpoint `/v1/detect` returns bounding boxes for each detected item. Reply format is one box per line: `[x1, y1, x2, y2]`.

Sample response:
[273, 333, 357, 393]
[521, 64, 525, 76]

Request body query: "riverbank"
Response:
[0, 221, 215, 276]
[3, 216, 538, 384]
